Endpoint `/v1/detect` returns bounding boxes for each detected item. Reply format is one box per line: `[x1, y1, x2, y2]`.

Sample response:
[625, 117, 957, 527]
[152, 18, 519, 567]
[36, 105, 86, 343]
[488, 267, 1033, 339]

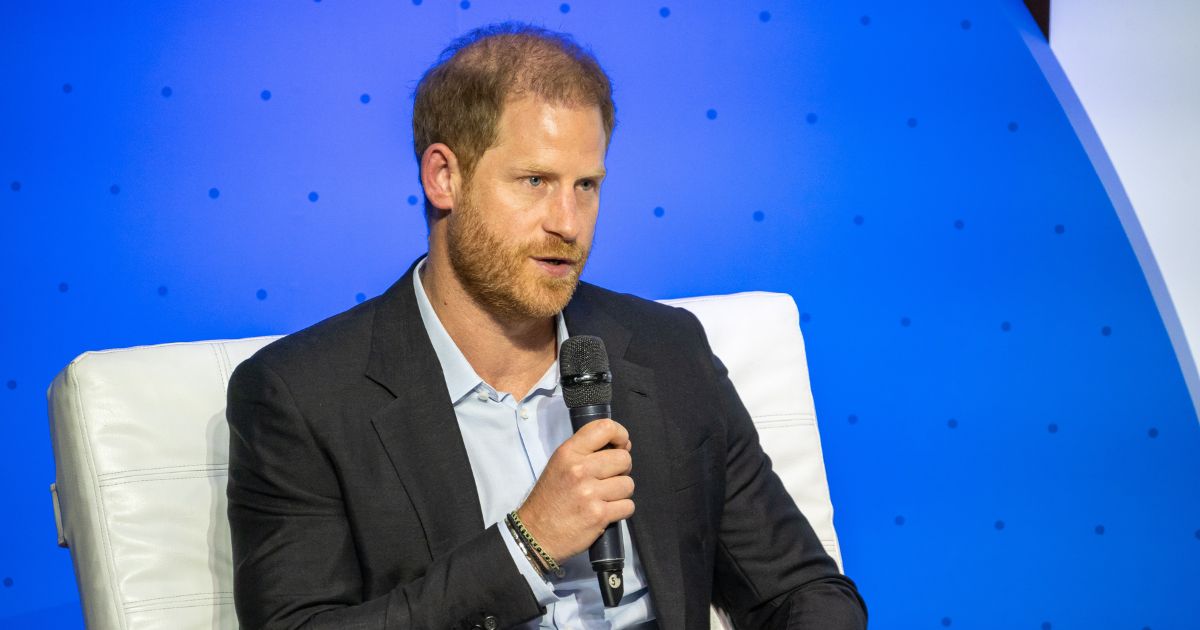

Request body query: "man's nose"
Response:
[543, 186, 580, 242]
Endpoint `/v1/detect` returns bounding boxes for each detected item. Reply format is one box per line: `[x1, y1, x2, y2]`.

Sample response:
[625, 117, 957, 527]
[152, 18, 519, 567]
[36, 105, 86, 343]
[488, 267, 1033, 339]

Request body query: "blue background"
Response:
[3, 1, 1199, 628]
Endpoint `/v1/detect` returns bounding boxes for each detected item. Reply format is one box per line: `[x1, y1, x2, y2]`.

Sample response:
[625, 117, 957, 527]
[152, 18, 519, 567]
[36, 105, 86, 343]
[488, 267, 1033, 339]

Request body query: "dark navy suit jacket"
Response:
[226, 260, 867, 629]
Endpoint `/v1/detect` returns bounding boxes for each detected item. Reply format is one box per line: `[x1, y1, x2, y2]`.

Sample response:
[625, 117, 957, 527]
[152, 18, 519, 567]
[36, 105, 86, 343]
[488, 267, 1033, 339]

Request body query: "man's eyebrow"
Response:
[514, 164, 607, 180]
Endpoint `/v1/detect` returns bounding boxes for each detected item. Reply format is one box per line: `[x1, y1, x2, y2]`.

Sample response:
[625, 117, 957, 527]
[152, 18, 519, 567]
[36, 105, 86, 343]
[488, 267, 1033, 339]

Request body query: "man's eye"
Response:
[579, 180, 595, 191]
[527, 176, 542, 187]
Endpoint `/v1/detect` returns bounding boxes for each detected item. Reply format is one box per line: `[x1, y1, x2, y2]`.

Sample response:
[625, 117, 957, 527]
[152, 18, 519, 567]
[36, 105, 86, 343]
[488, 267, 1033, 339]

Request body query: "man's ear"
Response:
[420, 142, 459, 215]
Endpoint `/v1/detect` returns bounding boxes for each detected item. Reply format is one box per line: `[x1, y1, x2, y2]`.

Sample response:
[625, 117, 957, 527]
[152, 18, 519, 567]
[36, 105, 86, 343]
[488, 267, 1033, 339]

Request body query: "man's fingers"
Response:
[569, 418, 630, 454]
[594, 475, 635, 502]
[586, 447, 633, 478]
[606, 498, 636, 522]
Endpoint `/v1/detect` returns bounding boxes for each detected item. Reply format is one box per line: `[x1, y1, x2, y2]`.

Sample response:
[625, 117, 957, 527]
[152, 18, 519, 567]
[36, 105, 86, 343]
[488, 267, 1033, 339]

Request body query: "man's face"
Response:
[446, 96, 607, 321]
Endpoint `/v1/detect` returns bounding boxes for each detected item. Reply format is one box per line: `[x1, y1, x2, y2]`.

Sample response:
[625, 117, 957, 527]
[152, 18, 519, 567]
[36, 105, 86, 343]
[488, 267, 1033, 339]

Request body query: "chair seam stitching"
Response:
[100, 472, 226, 487]
[124, 591, 234, 605]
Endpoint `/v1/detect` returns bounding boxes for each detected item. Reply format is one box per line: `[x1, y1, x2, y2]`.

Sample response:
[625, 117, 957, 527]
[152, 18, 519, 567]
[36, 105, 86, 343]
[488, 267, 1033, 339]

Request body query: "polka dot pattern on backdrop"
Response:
[8, 6, 1197, 629]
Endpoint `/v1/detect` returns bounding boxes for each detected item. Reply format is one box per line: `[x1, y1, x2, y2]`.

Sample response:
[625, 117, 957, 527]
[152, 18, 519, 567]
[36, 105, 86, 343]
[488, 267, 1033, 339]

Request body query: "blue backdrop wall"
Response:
[3, 1, 1198, 628]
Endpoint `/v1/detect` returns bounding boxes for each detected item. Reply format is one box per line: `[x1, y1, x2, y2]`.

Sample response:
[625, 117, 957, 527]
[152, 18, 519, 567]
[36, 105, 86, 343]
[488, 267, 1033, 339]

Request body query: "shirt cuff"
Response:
[497, 519, 558, 606]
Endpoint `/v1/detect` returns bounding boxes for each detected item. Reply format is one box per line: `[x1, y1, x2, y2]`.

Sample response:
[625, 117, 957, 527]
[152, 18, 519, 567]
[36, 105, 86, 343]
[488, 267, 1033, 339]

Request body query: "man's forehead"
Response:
[487, 97, 607, 158]
[496, 96, 603, 127]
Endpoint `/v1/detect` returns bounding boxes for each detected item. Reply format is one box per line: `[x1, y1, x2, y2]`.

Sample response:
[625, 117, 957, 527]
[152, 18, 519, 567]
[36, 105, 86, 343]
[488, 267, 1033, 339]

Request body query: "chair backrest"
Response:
[48, 291, 842, 629]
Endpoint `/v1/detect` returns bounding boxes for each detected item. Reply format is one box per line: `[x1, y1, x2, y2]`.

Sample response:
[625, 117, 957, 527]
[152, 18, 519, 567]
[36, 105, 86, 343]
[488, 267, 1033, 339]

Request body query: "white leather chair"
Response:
[48, 291, 843, 629]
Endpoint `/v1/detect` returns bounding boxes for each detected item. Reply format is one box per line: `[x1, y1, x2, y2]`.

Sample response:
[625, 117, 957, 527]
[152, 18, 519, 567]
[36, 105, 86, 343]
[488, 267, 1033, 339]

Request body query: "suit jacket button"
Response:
[483, 615, 499, 630]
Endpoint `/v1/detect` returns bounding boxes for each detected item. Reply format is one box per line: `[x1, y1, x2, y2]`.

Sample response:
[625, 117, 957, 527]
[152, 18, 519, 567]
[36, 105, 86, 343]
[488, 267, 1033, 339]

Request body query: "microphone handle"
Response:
[569, 403, 626, 608]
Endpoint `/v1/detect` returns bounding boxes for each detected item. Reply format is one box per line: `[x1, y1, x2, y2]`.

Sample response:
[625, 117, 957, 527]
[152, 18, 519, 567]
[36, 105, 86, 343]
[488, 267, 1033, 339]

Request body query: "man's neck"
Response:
[419, 256, 557, 399]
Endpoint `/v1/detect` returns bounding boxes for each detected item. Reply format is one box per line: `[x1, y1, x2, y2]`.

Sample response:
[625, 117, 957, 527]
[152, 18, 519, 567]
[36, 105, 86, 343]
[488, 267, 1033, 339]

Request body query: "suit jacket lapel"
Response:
[362, 268, 687, 627]
[564, 288, 687, 630]
[365, 262, 485, 560]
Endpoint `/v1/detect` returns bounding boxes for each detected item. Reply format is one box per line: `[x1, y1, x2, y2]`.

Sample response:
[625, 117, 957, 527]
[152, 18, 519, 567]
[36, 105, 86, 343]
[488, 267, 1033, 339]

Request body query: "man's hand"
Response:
[517, 418, 635, 562]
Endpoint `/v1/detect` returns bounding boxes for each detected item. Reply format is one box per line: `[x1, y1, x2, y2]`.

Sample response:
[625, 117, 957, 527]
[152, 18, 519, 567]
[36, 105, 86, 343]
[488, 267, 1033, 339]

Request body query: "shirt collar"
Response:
[413, 256, 568, 405]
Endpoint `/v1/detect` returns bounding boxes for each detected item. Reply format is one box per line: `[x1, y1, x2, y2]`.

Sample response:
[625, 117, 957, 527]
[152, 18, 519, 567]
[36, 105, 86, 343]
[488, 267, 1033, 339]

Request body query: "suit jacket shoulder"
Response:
[235, 287, 381, 395]
[569, 282, 712, 363]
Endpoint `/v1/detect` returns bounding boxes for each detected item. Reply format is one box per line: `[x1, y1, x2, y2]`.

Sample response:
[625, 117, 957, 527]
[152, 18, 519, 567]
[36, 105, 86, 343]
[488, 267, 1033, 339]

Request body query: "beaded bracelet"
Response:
[505, 512, 550, 577]
[504, 516, 546, 579]
[507, 510, 565, 578]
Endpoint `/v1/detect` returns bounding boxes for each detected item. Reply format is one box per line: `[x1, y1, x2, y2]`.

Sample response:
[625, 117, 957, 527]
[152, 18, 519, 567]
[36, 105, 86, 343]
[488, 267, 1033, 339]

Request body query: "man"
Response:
[227, 22, 867, 630]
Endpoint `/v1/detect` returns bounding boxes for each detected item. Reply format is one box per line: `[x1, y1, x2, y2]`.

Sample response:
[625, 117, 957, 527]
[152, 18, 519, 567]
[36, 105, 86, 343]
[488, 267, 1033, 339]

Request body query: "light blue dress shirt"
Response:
[413, 259, 656, 629]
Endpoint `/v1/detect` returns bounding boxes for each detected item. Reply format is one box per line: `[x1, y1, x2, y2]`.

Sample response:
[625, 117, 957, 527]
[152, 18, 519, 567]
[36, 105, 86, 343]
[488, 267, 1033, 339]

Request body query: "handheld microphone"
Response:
[559, 335, 625, 608]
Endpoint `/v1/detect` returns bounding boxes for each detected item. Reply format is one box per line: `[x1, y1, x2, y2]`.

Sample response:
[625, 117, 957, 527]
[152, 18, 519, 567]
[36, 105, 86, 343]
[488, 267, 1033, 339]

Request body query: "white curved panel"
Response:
[1010, 0, 1200, 419]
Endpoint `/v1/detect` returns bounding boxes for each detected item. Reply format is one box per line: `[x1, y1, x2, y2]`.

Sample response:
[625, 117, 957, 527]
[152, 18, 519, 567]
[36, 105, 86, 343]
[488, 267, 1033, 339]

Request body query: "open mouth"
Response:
[533, 256, 576, 267]
[532, 256, 580, 277]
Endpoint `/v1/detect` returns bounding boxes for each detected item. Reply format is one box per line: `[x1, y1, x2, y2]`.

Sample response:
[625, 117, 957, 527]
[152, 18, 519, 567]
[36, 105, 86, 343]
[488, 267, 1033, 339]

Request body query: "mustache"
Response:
[520, 237, 587, 263]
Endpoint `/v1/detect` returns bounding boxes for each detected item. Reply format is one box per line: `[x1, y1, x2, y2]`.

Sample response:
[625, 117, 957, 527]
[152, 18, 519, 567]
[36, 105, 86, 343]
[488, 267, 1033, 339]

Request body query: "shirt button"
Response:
[483, 616, 499, 630]
[476, 390, 488, 402]
[519, 407, 530, 420]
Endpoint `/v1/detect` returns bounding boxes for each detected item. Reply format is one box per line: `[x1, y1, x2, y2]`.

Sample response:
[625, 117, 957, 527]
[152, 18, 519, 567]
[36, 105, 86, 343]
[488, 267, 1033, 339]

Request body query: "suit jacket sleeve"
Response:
[225, 356, 544, 630]
[685, 312, 868, 629]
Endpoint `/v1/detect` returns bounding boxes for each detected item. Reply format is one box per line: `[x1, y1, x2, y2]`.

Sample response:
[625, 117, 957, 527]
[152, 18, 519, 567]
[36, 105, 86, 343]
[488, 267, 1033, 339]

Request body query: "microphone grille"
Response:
[559, 335, 612, 408]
